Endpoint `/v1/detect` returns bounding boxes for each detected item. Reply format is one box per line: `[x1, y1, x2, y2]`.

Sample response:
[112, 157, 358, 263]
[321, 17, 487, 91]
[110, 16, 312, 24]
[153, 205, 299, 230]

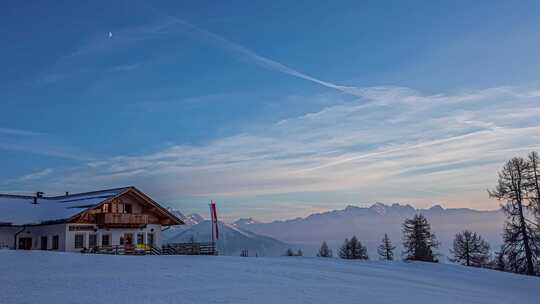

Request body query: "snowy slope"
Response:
[167, 220, 291, 256]
[0, 251, 537, 304]
[161, 210, 206, 240]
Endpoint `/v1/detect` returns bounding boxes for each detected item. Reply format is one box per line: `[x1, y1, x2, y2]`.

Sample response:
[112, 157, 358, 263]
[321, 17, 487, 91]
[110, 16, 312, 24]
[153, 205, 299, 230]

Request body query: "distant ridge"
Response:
[234, 203, 505, 257]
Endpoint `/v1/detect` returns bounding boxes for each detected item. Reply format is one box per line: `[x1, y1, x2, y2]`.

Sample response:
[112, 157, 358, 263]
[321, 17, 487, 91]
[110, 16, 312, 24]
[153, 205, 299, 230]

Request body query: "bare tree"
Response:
[489, 157, 539, 275]
[377, 234, 395, 261]
[449, 230, 490, 267]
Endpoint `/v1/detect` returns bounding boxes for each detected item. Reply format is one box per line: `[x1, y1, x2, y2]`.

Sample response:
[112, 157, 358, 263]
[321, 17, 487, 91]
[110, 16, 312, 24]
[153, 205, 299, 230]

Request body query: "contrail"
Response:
[156, 15, 365, 98]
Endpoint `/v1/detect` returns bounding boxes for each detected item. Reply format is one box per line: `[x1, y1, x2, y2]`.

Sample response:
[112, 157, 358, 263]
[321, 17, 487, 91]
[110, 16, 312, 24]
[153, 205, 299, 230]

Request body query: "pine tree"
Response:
[317, 241, 333, 258]
[449, 230, 490, 267]
[339, 238, 351, 259]
[284, 248, 295, 256]
[402, 214, 439, 262]
[338, 236, 368, 260]
[489, 157, 539, 275]
[349, 236, 368, 260]
[377, 234, 395, 260]
[296, 249, 303, 256]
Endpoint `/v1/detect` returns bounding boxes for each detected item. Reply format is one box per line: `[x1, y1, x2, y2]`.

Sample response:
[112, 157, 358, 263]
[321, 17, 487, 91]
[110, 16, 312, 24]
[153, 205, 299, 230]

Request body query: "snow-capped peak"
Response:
[166, 208, 205, 226]
[369, 202, 388, 215]
[233, 217, 260, 226]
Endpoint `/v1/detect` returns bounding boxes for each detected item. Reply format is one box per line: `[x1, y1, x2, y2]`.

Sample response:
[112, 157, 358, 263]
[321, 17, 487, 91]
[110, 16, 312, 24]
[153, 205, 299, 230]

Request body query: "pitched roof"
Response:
[0, 187, 129, 226]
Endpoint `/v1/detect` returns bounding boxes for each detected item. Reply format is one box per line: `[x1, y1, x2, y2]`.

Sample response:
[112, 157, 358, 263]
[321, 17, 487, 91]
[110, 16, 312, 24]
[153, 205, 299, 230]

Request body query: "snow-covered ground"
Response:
[0, 251, 537, 304]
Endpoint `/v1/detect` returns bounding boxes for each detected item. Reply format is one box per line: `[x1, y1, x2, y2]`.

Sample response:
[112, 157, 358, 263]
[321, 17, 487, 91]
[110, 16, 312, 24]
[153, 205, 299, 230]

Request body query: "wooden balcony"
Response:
[96, 213, 148, 228]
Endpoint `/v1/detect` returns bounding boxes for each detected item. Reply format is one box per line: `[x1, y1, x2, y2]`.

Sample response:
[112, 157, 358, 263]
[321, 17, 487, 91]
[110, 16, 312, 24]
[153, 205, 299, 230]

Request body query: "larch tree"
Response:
[449, 230, 490, 267]
[489, 157, 539, 275]
[317, 241, 333, 258]
[402, 214, 439, 262]
[526, 151, 540, 222]
[377, 234, 395, 261]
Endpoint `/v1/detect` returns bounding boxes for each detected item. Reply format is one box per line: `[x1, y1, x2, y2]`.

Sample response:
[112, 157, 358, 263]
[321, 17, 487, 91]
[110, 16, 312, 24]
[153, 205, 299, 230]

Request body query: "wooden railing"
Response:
[162, 242, 218, 256]
[91, 244, 160, 255]
[96, 213, 148, 228]
[86, 242, 218, 256]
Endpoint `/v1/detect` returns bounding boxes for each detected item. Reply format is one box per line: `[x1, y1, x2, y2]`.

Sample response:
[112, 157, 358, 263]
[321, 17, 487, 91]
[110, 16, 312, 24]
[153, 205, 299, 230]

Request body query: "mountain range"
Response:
[233, 203, 506, 258]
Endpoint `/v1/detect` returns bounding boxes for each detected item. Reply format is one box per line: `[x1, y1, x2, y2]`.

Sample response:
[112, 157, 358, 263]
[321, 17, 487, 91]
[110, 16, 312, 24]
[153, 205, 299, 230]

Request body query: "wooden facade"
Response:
[0, 186, 183, 252]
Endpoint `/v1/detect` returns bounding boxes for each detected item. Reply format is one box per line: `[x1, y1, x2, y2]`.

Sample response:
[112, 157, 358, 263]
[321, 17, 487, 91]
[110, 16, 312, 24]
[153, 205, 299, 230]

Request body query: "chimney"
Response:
[65, 191, 69, 196]
[33, 191, 44, 204]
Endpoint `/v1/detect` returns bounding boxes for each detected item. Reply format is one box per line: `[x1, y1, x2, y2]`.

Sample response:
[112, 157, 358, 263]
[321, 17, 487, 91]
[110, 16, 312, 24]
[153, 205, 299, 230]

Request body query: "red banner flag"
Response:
[210, 201, 219, 241]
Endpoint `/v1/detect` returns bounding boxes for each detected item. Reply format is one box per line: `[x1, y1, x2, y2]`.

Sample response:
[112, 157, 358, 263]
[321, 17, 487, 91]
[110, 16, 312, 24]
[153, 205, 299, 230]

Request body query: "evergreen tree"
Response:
[402, 214, 439, 262]
[284, 248, 295, 256]
[489, 157, 540, 275]
[296, 249, 303, 256]
[317, 241, 333, 258]
[377, 234, 395, 260]
[339, 238, 351, 259]
[349, 236, 369, 260]
[339, 236, 368, 260]
[449, 230, 490, 267]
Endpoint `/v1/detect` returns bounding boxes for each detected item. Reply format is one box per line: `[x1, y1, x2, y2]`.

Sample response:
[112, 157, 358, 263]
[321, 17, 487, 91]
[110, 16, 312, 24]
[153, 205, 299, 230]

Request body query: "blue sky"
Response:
[1, 1, 540, 221]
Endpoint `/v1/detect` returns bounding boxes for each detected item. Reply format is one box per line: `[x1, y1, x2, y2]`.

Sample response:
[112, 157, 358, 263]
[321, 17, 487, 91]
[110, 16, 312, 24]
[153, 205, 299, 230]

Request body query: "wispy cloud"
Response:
[16, 168, 54, 182]
[0, 127, 43, 136]
[14, 85, 540, 217]
[0, 128, 92, 161]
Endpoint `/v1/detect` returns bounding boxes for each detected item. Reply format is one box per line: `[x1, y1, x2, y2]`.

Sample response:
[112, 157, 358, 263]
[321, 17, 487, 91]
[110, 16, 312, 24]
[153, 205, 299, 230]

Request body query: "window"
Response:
[120, 233, 133, 245]
[124, 204, 132, 214]
[102, 234, 111, 247]
[117, 203, 124, 214]
[137, 233, 144, 245]
[52, 235, 59, 250]
[40, 236, 48, 250]
[74, 234, 84, 249]
[18, 238, 32, 250]
[102, 203, 109, 213]
[89, 234, 97, 248]
[147, 233, 154, 247]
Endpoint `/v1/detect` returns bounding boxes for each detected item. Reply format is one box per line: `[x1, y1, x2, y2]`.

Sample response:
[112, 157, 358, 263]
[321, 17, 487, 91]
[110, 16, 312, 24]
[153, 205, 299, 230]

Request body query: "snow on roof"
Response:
[0, 187, 128, 226]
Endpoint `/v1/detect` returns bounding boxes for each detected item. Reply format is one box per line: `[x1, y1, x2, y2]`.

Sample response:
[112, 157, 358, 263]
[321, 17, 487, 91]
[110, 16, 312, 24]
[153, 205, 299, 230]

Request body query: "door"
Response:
[40, 236, 48, 250]
[18, 238, 32, 250]
[120, 233, 133, 245]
